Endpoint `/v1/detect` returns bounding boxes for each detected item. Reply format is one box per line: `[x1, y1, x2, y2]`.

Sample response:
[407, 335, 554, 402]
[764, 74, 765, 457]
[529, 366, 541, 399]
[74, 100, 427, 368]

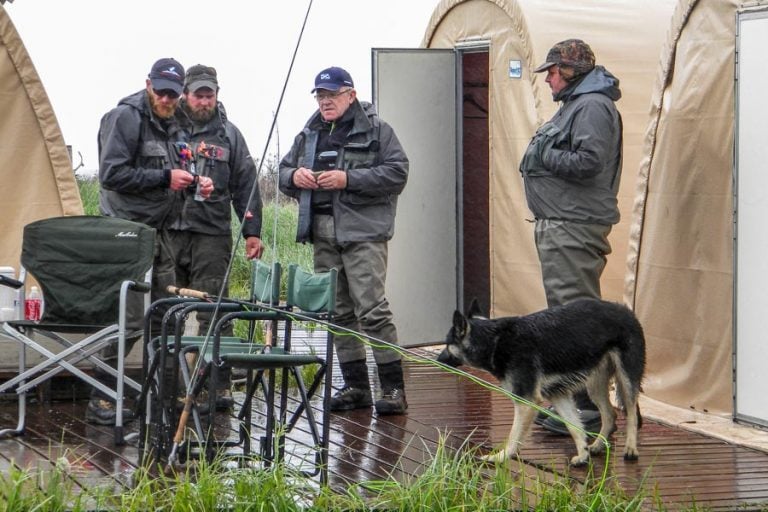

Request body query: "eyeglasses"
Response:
[153, 89, 180, 100]
[314, 89, 352, 101]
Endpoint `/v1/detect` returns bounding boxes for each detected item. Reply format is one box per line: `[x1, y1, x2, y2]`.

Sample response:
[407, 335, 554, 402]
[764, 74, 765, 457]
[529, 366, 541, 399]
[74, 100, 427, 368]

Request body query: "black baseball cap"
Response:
[148, 57, 185, 94]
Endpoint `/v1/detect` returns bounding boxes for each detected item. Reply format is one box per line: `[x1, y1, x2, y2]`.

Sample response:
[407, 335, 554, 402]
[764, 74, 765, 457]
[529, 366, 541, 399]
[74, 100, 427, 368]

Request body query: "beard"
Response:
[185, 104, 216, 124]
[148, 94, 177, 119]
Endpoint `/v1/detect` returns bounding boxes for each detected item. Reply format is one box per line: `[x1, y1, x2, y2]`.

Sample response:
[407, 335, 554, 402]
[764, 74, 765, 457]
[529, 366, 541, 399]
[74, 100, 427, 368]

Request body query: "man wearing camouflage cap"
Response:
[167, 64, 264, 410]
[520, 39, 623, 435]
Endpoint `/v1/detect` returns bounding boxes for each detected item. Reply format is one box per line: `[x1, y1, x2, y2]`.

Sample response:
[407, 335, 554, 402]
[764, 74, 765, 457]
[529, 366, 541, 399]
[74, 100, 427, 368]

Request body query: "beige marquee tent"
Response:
[0, 5, 82, 270]
[421, 0, 676, 317]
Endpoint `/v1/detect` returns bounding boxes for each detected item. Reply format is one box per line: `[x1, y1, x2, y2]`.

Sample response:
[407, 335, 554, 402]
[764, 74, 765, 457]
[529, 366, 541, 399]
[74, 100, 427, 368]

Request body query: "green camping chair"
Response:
[0, 216, 154, 445]
[139, 259, 284, 464]
[155, 262, 337, 482]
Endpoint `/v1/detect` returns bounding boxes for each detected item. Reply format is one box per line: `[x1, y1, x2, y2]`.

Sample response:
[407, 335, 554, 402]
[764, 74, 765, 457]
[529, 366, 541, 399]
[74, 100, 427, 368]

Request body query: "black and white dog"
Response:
[444, 299, 645, 466]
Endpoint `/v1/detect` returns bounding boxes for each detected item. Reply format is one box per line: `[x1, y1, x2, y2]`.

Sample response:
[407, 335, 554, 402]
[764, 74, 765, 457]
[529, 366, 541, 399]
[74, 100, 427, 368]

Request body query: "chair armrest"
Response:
[127, 280, 151, 293]
[0, 274, 23, 289]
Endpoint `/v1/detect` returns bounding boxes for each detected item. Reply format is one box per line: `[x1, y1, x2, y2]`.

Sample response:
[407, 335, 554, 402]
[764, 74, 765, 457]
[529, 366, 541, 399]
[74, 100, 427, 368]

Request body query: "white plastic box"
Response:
[0, 266, 19, 321]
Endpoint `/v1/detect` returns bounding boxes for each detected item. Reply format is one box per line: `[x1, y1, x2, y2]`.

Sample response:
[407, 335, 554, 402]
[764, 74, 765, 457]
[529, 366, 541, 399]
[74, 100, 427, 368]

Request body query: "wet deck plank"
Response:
[2, 348, 768, 510]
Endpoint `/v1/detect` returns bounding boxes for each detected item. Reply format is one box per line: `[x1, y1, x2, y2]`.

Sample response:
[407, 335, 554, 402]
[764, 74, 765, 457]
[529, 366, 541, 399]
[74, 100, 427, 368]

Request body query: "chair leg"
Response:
[262, 368, 278, 464]
[0, 337, 26, 438]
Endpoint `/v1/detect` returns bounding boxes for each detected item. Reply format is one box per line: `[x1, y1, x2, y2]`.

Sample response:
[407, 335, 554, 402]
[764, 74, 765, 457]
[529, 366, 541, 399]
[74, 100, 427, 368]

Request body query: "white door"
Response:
[734, 8, 768, 427]
[373, 49, 458, 347]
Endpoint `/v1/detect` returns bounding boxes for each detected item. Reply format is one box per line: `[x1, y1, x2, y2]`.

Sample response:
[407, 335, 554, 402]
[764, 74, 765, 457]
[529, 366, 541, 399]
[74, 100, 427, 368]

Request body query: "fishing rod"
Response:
[164, 0, 316, 472]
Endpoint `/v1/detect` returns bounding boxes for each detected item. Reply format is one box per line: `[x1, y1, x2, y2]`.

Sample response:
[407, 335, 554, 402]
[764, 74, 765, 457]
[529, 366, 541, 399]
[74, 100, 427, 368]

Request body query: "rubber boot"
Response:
[375, 360, 408, 415]
[330, 360, 373, 411]
[540, 390, 602, 435]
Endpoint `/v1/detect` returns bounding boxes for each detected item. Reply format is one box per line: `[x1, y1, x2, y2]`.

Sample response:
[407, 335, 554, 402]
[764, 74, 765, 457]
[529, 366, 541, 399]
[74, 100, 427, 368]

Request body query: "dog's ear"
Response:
[468, 298, 483, 318]
[452, 310, 468, 339]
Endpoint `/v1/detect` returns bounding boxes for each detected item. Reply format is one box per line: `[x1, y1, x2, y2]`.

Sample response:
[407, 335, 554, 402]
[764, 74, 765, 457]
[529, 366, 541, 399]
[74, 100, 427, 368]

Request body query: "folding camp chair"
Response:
[152, 262, 337, 482]
[138, 295, 245, 463]
[206, 263, 337, 481]
[0, 216, 154, 445]
[139, 259, 283, 464]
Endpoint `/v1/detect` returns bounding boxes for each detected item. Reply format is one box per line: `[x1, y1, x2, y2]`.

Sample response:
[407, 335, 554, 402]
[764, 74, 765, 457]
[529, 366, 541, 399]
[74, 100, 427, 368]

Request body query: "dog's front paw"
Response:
[588, 439, 608, 456]
[479, 448, 514, 464]
[569, 453, 590, 467]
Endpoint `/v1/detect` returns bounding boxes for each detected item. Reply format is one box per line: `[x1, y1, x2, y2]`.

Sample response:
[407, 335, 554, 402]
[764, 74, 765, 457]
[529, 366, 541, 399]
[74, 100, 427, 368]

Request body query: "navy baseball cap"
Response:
[311, 66, 354, 92]
[148, 57, 185, 94]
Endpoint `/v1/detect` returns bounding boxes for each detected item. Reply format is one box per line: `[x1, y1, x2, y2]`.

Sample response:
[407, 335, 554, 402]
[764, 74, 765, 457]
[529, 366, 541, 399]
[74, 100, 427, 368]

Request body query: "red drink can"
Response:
[24, 298, 41, 321]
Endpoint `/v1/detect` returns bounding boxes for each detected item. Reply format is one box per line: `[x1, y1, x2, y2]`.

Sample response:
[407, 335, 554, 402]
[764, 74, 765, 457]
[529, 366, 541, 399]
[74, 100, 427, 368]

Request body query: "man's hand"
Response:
[197, 176, 214, 198]
[315, 169, 347, 190]
[169, 169, 196, 191]
[292, 167, 320, 189]
[245, 236, 264, 260]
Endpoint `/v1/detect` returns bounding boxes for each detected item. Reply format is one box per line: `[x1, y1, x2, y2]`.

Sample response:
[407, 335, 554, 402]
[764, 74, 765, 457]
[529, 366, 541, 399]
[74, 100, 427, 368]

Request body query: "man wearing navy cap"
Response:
[93, 58, 213, 426]
[279, 66, 410, 415]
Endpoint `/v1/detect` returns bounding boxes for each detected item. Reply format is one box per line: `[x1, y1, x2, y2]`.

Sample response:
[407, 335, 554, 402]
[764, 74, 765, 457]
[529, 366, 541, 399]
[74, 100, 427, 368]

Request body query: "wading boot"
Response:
[375, 360, 408, 415]
[330, 360, 373, 411]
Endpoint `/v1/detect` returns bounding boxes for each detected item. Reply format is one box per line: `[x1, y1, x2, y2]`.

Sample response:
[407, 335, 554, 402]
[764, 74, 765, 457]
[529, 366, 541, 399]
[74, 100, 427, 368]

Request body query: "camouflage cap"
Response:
[185, 64, 218, 93]
[533, 39, 596, 76]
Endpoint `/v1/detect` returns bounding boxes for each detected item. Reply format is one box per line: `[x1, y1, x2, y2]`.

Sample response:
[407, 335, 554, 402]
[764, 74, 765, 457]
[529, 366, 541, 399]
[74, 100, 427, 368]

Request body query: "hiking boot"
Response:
[540, 408, 602, 436]
[330, 386, 373, 411]
[375, 388, 408, 415]
[436, 347, 463, 368]
[215, 388, 234, 410]
[175, 390, 211, 415]
[535, 405, 557, 426]
[85, 398, 135, 426]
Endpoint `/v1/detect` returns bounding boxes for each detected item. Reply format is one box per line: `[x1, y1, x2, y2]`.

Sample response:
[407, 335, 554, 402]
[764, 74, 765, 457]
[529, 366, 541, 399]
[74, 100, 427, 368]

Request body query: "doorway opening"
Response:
[460, 49, 490, 313]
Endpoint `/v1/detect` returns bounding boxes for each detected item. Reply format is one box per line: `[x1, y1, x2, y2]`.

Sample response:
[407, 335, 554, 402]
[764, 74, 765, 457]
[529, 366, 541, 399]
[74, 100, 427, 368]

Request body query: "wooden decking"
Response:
[2, 350, 768, 510]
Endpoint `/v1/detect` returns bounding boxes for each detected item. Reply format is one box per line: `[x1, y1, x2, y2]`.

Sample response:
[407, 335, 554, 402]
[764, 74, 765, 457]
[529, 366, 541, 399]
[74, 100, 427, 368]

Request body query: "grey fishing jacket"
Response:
[278, 100, 409, 244]
[169, 101, 262, 238]
[519, 65, 623, 225]
[98, 90, 182, 229]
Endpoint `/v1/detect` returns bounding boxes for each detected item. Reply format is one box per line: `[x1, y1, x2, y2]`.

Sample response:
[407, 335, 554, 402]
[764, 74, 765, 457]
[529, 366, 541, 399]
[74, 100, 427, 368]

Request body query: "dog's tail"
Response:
[614, 311, 646, 427]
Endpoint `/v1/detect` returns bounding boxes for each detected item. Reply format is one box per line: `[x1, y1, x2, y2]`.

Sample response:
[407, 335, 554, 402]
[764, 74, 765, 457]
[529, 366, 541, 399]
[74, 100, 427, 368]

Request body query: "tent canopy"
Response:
[627, 0, 740, 415]
[0, 5, 82, 272]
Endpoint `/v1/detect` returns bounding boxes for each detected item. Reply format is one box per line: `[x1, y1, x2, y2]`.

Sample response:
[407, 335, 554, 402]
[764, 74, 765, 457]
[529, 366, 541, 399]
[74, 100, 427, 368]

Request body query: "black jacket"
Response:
[170, 100, 262, 238]
[98, 90, 182, 228]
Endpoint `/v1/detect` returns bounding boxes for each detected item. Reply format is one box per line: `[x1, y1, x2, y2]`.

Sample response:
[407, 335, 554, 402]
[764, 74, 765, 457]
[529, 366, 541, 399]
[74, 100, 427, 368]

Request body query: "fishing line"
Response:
[169, 288, 612, 498]
[188, 0, 314, 382]
[285, 309, 613, 505]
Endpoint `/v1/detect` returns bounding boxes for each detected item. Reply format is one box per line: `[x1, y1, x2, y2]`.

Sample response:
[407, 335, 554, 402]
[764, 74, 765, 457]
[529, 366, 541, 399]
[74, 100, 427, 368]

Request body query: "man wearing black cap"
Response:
[279, 66, 410, 415]
[94, 57, 213, 425]
[167, 64, 264, 409]
[520, 39, 623, 435]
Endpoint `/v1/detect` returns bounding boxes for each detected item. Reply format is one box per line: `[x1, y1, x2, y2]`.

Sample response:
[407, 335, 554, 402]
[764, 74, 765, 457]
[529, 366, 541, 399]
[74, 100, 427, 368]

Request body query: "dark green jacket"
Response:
[520, 66, 623, 225]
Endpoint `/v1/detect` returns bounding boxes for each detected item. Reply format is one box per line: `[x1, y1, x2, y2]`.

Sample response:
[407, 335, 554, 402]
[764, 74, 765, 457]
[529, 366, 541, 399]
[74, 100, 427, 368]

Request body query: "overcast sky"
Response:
[6, 1, 437, 174]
